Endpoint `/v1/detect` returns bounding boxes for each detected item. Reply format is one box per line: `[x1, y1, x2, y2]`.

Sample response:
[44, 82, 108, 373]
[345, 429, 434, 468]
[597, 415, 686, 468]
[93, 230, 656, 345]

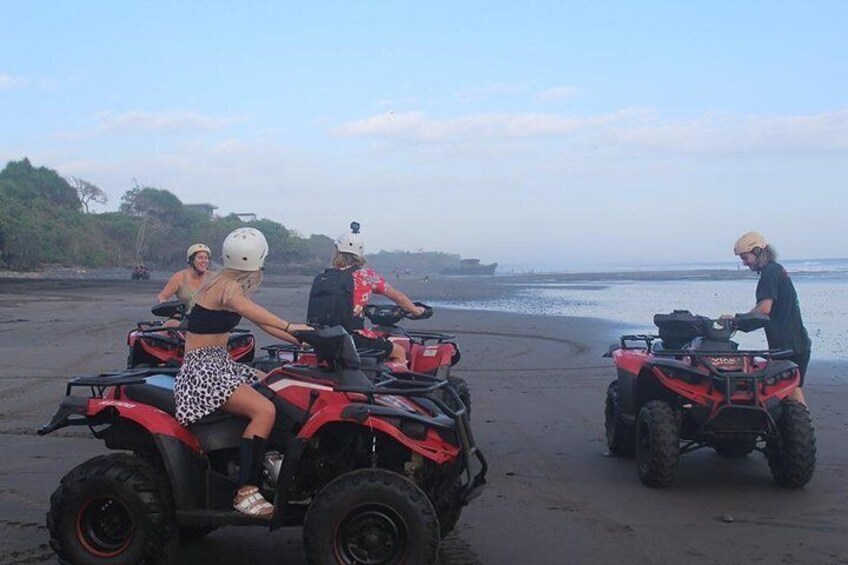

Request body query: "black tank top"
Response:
[187, 303, 242, 334]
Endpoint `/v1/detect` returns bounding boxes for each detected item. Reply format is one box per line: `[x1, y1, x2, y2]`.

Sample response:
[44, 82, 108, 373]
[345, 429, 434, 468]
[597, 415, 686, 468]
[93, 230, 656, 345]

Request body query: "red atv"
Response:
[126, 300, 255, 368]
[604, 310, 815, 488]
[40, 326, 486, 565]
[130, 265, 150, 280]
[254, 303, 471, 414]
[362, 302, 461, 377]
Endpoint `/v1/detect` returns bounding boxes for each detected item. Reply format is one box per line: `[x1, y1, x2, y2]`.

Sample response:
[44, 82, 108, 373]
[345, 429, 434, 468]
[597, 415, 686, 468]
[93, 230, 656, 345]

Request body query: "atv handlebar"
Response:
[730, 312, 770, 333]
[150, 299, 185, 320]
[363, 301, 433, 325]
[653, 310, 770, 344]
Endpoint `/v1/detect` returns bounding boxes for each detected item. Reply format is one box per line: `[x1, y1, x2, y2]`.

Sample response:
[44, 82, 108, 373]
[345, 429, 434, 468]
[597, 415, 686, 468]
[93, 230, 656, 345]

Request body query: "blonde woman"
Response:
[174, 227, 310, 518]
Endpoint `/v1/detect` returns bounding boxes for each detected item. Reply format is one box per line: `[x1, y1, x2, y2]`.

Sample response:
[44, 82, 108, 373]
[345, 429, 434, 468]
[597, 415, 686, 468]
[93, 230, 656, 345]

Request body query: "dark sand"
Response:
[0, 276, 846, 565]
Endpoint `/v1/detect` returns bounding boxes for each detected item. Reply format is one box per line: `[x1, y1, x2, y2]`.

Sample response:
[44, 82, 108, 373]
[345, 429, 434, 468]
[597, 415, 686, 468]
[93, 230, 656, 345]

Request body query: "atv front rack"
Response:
[267, 367, 487, 529]
[335, 371, 487, 505]
[260, 343, 315, 363]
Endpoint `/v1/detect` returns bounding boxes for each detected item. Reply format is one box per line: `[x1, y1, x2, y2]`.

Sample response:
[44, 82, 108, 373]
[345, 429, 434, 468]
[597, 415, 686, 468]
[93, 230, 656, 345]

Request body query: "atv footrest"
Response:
[177, 508, 302, 528]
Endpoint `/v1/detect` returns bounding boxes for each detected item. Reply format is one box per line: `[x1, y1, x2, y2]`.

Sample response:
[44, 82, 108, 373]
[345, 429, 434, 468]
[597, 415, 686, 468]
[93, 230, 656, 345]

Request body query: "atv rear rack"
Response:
[59, 367, 180, 397]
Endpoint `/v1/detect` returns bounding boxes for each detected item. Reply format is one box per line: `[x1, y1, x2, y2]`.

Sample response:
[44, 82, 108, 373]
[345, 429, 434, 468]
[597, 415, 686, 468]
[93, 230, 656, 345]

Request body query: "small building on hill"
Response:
[185, 203, 218, 219]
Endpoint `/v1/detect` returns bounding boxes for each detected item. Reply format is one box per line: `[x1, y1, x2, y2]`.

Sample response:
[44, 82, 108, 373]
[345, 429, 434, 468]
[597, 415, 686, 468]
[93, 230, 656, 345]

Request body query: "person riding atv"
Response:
[157, 243, 212, 327]
[307, 222, 425, 371]
[131, 264, 149, 280]
[40, 325, 485, 564]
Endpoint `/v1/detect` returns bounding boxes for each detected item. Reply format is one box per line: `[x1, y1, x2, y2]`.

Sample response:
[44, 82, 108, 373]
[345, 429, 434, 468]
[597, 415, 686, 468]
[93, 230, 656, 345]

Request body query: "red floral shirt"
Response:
[351, 267, 390, 338]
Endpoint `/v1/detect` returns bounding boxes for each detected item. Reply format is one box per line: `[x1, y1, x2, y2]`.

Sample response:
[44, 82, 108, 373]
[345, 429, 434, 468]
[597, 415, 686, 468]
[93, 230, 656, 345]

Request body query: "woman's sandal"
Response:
[233, 486, 273, 519]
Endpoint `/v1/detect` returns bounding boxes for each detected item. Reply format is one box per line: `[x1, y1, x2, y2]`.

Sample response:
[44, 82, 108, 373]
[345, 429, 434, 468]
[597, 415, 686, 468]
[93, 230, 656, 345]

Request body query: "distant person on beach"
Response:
[174, 227, 310, 518]
[157, 243, 212, 326]
[307, 222, 424, 370]
[730, 231, 811, 405]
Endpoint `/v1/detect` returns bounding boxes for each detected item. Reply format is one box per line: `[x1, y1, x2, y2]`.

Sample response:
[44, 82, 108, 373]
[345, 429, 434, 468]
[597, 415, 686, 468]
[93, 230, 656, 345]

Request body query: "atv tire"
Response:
[605, 381, 635, 457]
[766, 400, 816, 488]
[636, 400, 680, 487]
[303, 469, 440, 565]
[47, 453, 176, 564]
[434, 478, 464, 538]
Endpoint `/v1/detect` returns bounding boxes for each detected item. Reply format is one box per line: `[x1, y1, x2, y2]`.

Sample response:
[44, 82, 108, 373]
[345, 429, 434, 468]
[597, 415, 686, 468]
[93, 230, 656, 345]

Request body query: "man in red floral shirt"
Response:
[322, 223, 424, 368]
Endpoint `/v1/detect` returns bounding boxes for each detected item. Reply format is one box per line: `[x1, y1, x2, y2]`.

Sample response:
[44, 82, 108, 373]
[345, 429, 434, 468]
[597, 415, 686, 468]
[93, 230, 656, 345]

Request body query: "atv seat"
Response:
[123, 374, 179, 415]
[121, 374, 252, 427]
[122, 374, 258, 452]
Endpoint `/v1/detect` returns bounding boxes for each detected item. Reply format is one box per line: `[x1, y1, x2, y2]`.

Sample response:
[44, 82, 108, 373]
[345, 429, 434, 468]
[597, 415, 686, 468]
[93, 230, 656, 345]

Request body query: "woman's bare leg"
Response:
[222, 384, 276, 438]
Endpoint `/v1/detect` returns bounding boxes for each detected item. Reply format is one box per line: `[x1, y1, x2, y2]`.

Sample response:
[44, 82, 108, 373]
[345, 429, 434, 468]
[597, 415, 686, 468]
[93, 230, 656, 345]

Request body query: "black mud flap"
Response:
[270, 437, 308, 531]
[37, 396, 91, 435]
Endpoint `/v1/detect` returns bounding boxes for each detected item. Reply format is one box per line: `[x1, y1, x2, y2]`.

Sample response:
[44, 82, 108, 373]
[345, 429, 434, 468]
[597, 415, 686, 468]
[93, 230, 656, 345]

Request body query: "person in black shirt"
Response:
[733, 231, 811, 405]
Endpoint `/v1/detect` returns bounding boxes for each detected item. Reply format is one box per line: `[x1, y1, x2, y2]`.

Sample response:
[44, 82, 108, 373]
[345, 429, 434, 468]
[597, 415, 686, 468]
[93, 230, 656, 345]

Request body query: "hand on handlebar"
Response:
[407, 302, 433, 319]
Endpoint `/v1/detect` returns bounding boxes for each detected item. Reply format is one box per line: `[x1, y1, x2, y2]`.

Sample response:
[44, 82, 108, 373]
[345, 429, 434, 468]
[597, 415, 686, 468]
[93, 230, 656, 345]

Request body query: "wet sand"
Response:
[0, 277, 846, 564]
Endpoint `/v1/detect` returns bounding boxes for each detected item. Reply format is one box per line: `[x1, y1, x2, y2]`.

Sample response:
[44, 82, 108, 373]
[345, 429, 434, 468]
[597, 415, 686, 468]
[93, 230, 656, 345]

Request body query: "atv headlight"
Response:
[764, 369, 796, 386]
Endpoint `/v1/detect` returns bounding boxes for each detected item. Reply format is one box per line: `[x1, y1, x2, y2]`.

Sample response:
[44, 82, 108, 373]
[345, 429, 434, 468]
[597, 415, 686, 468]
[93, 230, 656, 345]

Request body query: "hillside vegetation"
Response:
[0, 159, 479, 275]
[0, 159, 334, 272]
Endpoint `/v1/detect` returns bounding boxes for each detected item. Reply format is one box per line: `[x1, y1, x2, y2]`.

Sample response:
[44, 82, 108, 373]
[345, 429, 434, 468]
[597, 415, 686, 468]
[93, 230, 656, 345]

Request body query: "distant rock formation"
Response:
[440, 258, 497, 275]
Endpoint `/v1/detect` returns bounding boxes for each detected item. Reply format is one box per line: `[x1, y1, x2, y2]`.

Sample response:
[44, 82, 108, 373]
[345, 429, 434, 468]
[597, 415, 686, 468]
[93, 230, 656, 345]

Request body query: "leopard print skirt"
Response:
[174, 346, 260, 426]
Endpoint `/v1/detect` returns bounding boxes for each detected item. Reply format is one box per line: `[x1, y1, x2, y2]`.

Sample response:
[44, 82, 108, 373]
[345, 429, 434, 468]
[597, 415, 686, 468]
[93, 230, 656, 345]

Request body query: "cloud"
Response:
[0, 73, 29, 90]
[454, 82, 528, 100]
[333, 110, 642, 142]
[95, 110, 248, 135]
[537, 86, 581, 102]
[333, 108, 848, 154]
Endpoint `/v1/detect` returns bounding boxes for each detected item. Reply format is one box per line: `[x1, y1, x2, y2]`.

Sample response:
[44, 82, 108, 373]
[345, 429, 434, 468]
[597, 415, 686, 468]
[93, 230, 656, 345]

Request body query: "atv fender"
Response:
[155, 434, 211, 510]
[40, 398, 209, 511]
[299, 402, 460, 465]
[89, 399, 201, 451]
[49, 398, 202, 452]
[633, 367, 683, 418]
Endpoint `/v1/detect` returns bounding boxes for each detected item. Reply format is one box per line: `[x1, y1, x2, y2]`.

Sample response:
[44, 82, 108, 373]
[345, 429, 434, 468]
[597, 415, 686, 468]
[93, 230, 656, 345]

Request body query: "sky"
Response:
[1, 1, 846, 271]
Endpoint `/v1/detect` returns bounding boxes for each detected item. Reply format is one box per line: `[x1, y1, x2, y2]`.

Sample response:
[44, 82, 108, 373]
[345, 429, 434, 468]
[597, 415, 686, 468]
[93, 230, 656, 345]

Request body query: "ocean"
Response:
[433, 258, 848, 362]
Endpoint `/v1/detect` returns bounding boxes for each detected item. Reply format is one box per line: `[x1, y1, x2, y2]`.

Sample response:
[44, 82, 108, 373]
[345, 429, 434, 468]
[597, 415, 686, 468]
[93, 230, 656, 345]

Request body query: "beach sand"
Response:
[0, 276, 846, 564]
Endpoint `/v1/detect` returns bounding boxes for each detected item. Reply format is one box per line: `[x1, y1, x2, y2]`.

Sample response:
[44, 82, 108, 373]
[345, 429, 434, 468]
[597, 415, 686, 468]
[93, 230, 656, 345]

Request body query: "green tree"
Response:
[68, 176, 108, 213]
[0, 158, 80, 210]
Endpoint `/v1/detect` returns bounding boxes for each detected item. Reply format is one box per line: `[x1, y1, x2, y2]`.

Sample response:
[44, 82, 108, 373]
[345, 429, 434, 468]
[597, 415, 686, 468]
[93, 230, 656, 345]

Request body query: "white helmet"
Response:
[733, 231, 767, 256]
[223, 228, 268, 271]
[186, 243, 211, 263]
[336, 221, 365, 258]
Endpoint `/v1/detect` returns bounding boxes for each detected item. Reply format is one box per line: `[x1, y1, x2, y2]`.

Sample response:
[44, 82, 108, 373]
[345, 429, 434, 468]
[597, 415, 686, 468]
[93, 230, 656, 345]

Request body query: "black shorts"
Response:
[352, 333, 394, 359]
[791, 350, 811, 387]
